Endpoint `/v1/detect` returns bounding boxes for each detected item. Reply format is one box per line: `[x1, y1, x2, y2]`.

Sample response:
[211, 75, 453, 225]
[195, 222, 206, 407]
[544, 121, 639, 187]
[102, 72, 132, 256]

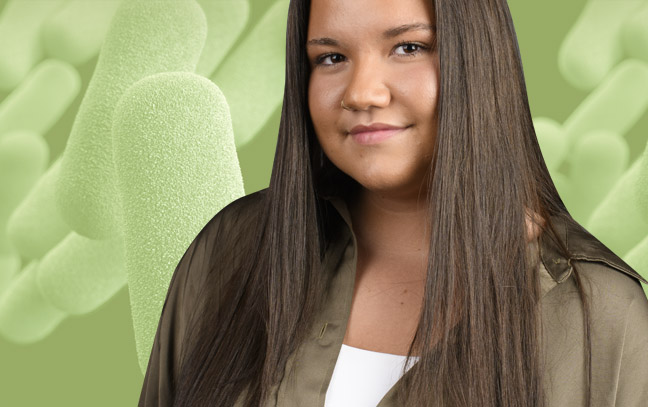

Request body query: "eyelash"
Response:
[314, 41, 431, 68]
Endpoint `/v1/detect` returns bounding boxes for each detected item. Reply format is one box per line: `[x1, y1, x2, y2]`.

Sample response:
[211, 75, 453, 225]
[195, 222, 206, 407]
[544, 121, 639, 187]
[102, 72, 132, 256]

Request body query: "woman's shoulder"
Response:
[138, 189, 269, 406]
[540, 214, 648, 328]
[539, 217, 648, 406]
[540, 214, 647, 292]
[185, 188, 269, 282]
[164, 188, 269, 313]
[569, 260, 647, 312]
[206, 188, 268, 235]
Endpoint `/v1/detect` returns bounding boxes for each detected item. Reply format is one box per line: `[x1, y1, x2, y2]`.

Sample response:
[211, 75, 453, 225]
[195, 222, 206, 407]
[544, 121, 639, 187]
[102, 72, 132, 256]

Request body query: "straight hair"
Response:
[173, 0, 593, 405]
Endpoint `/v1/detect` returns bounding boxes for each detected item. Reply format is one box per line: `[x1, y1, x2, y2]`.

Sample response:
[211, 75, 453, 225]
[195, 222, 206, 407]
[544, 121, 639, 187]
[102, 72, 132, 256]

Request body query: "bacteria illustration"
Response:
[0, 0, 645, 405]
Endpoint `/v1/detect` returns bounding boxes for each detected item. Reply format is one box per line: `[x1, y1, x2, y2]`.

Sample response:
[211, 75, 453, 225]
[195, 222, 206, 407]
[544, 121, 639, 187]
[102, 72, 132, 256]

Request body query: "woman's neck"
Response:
[346, 187, 432, 259]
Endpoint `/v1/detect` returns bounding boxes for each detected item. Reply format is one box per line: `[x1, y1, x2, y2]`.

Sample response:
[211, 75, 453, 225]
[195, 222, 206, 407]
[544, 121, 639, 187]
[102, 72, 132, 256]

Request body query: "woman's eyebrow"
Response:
[306, 22, 436, 47]
[383, 23, 435, 39]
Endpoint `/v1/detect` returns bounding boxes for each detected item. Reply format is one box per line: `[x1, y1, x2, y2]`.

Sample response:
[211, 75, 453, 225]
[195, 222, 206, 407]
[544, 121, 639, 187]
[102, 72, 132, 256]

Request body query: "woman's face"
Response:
[307, 0, 439, 199]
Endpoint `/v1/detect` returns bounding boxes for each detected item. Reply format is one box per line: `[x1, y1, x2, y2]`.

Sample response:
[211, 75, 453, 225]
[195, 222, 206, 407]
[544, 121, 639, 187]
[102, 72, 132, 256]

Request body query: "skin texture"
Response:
[307, 0, 439, 259]
[306, 0, 543, 255]
[307, 0, 439, 355]
[307, 0, 545, 356]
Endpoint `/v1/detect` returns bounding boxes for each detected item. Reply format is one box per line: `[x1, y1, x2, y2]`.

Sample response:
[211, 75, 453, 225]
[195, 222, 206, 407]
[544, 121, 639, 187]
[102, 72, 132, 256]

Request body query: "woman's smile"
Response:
[307, 0, 439, 198]
[350, 124, 412, 146]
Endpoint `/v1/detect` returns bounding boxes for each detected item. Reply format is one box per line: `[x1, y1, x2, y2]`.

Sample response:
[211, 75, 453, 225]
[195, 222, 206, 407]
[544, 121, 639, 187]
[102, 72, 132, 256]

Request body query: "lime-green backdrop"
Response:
[0, 0, 647, 406]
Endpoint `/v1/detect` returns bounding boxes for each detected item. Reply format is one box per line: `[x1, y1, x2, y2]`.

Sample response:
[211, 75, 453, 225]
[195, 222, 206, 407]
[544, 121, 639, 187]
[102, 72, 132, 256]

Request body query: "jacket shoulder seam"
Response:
[570, 255, 648, 286]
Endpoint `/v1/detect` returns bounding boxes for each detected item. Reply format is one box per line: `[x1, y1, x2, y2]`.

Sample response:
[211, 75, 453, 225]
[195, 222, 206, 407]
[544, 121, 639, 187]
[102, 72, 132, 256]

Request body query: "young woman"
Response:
[139, 0, 648, 406]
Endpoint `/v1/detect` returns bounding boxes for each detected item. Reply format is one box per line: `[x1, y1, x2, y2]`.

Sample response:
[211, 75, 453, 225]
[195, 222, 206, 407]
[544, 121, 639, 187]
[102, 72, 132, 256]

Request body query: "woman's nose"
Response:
[342, 57, 391, 111]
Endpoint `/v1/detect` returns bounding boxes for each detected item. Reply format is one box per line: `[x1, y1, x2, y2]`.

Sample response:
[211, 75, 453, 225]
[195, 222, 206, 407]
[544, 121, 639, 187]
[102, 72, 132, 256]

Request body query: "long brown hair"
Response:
[173, 0, 593, 405]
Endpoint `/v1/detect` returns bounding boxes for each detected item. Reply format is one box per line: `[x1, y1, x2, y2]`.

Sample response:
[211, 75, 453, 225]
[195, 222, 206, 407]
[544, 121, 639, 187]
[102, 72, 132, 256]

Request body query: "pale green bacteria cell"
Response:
[195, 0, 250, 77]
[0, 131, 49, 255]
[568, 130, 629, 223]
[636, 141, 648, 223]
[587, 158, 648, 257]
[55, 0, 207, 241]
[210, 0, 289, 148]
[0, 0, 66, 92]
[36, 232, 126, 316]
[558, 0, 643, 91]
[6, 158, 71, 261]
[112, 71, 244, 373]
[621, 2, 648, 63]
[562, 59, 648, 151]
[0, 253, 20, 297]
[0, 59, 80, 139]
[41, 0, 122, 67]
[0, 260, 66, 344]
[533, 117, 568, 171]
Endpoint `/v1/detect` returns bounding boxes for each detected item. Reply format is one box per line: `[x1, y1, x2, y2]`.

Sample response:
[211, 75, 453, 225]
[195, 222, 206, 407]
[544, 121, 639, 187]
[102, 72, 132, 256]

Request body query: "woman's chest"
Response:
[342, 258, 425, 356]
[257, 244, 635, 407]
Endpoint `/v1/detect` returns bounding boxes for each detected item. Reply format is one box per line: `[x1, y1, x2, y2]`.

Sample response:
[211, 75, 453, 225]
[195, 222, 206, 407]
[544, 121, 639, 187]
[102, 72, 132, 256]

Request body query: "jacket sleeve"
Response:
[614, 283, 648, 406]
[138, 212, 223, 407]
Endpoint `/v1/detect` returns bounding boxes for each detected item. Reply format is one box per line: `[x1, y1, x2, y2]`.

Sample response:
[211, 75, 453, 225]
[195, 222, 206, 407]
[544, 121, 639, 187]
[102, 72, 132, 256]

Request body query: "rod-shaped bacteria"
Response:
[0, 130, 49, 255]
[568, 130, 629, 223]
[0, 0, 66, 92]
[0, 260, 66, 344]
[0, 253, 20, 297]
[112, 71, 245, 373]
[41, 0, 122, 67]
[195, 0, 249, 77]
[562, 59, 648, 151]
[210, 0, 289, 148]
[621, 1, 648, 63]
[636, 140, 648, 223]
[558, 0, 643, 91]
[0, 59, 80, 139]
[6, 158, 71, 261]
[54, 0, 208, 240]
[587, 157, 648, 257]
[36, 232, 126, 315]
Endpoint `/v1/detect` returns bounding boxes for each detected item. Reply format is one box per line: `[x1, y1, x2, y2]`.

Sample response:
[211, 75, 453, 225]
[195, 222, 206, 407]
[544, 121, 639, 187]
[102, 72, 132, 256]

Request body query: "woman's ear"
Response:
[525, 207, 545, 243]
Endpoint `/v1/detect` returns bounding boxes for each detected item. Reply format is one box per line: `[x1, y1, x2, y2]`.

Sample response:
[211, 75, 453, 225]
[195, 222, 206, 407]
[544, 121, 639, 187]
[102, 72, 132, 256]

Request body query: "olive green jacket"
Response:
[139, 188, 648, 406]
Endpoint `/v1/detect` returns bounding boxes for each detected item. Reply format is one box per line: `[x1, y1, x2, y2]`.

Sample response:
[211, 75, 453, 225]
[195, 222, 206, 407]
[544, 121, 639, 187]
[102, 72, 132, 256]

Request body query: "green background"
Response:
[1, 0, 646, 406]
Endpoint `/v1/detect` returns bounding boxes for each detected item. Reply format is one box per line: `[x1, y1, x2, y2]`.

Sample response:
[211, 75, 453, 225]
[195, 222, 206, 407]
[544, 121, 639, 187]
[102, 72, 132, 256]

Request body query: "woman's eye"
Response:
[313, 42, 430, 68]
[394, 42, 428, 56]
[315, 53, 345, 67]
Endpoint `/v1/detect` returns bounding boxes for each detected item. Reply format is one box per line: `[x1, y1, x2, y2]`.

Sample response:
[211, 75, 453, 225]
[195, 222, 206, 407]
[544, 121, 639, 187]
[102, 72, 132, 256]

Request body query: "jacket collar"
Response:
[318, 192, 648, 287]
[538, 212, 647, 285]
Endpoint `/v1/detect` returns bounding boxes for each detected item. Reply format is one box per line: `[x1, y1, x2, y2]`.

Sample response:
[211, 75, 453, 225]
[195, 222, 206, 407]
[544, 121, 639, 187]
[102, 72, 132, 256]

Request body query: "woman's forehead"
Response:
[307, 0, 435, 37]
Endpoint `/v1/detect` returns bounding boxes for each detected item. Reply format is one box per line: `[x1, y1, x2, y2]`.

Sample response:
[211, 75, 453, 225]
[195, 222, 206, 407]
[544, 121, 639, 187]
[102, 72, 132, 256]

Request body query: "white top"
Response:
[324, 344, 420, 407]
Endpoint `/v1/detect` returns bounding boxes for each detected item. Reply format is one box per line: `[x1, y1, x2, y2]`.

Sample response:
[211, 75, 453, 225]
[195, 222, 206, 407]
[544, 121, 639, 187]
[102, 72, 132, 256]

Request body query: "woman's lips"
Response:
[351, 126, 409, 145]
